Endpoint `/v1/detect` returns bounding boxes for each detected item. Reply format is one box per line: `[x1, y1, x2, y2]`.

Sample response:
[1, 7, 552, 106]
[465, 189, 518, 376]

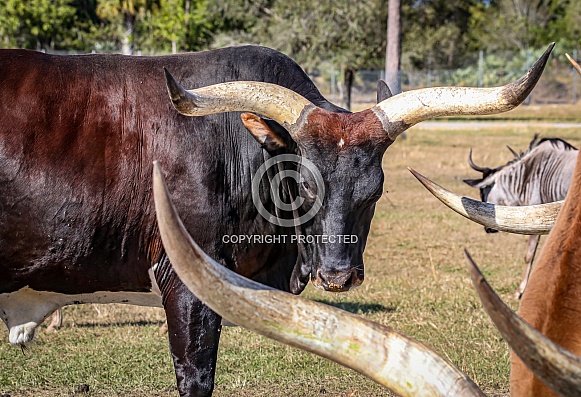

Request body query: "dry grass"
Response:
[1, 124, 579, 397]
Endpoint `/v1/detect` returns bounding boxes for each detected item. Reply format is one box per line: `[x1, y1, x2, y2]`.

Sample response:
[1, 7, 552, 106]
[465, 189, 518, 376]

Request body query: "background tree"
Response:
[96, 0, 159, 54]
[205, 0, 275, 48]
[137, 0, 185, 53]
[468, 0, 570, 52]
[208, 0, 388, 110]
[402, 0, 482, 70]
[136, 0, 215, 53]
[543, 0, 581, 50]
[0, 0, 92, 50]
[181, 0, 216, 51]
[385, 0, 402, 94]
[0, 0, 576, 88]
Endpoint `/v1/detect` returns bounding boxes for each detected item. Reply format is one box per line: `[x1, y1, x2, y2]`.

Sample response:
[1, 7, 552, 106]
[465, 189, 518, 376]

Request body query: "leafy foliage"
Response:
[208, 0, 387, 72]
[401, 0, 482, 70]
[0, 1, 578, 76]
[0, 0, 90, 50]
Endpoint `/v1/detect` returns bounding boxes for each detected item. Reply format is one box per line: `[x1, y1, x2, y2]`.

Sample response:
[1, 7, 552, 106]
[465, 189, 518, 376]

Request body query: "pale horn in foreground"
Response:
[152, 162, 485, 397]
[408, 168, 560, 235]
[464, 250, 581, 396]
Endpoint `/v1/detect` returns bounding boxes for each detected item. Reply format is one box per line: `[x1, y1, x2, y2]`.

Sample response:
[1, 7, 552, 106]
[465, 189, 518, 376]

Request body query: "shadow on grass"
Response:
[70, 319, 166, 328]
[313, 300, 394, 315]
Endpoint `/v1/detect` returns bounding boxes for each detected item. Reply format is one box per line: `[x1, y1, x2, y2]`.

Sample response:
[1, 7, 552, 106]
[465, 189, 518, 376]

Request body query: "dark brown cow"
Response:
[0, 44, 552, 397]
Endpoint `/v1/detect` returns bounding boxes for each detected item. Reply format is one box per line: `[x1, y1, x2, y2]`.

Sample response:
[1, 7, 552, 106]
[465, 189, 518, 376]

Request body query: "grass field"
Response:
[1, 121, 580, 396]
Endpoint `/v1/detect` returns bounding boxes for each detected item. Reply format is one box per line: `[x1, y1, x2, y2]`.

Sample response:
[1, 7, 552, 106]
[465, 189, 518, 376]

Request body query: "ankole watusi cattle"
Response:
[153, 160, 581, 397]
[407, 53, 581, 397]
[464, 135, 577, 299]
[0, 43, 552, 396]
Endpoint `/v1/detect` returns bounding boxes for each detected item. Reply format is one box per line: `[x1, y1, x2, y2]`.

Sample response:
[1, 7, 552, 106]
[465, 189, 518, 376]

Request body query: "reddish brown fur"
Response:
[512, 151, 581, 396]
[302, 108, 392, 148]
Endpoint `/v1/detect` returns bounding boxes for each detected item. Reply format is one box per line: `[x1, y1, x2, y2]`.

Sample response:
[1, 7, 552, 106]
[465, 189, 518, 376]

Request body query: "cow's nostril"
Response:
[316, 269, 361, 292]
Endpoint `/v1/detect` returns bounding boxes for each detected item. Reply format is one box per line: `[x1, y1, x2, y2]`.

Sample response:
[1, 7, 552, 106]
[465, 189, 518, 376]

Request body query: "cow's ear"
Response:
[241, 113, 287, 151]
[377, 80, 393, 103]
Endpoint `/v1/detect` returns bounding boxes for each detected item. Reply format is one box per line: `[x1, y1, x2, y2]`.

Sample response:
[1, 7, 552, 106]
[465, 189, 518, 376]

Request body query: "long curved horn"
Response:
[164, 68, 315, 138]
[374, 43, 554, 140]
[153, 162, 486, 397]
[566, 53, 581, 76]
[464, 250, 581, 397]
[409, 168, 560, 235]
[468, 149, 491, 173]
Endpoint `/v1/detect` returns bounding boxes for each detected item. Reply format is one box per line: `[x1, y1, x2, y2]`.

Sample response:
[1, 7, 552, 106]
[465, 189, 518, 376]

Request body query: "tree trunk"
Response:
[385, 0, 402, 95]
[121, 12, 135, 55]
[343, 68, 355, 111]
[184, 0, 191, 50]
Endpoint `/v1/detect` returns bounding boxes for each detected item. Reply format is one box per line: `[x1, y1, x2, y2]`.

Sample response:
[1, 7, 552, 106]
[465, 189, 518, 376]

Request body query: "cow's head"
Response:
[164, 44, 552, 294]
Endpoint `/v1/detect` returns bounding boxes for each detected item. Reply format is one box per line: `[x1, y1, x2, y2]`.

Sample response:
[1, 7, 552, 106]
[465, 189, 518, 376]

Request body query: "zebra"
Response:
[464, 134, 578, 299]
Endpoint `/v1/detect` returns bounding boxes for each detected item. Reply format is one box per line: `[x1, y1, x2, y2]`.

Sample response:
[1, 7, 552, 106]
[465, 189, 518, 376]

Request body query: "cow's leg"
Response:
[515, 235, 541, 299]
[45, 309, 63, 333]
[156, 259, 222, 397]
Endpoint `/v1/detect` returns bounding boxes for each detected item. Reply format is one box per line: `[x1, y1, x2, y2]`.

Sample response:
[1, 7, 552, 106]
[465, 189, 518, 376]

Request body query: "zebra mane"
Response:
[465, 135, 577, 187]
[504, 134, 577, 167]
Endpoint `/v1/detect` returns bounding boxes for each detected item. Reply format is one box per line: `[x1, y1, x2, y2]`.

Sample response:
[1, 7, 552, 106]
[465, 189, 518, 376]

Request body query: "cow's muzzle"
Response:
[312, 268, 363, 292]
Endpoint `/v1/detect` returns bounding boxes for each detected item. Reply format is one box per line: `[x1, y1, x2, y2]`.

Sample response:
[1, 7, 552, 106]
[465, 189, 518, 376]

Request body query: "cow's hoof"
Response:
[9, 323, 37, 345]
